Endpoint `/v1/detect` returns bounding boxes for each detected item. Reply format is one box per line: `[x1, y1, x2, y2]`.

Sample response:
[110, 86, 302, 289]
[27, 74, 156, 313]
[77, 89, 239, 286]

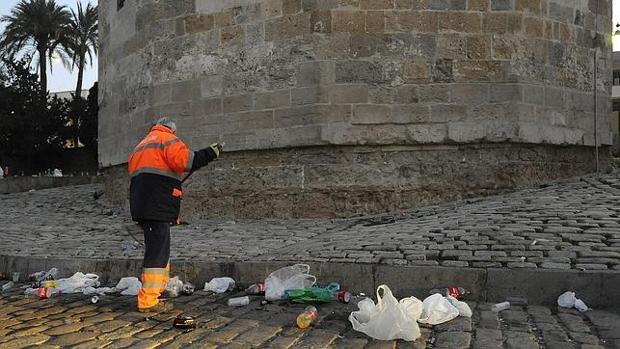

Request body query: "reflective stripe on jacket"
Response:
[128, 125, 193, 222]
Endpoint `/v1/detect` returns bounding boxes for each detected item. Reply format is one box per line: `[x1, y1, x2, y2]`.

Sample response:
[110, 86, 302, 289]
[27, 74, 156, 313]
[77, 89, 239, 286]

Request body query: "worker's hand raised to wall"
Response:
[190, 142, 225, 171]
[210, 143, 224, 157]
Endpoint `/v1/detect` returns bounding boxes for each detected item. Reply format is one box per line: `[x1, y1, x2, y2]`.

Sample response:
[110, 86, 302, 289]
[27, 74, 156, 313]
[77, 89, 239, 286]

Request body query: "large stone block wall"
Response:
[99, 0, 613, 218]
[104, 143, 602, 219]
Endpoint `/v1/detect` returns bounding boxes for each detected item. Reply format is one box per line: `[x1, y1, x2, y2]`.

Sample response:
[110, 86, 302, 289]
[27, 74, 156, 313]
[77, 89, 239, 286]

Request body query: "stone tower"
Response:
[99, 0, 612, 218]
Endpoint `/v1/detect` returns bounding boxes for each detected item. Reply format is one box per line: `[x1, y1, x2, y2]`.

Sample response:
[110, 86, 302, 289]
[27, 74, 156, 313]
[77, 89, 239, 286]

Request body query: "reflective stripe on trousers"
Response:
[137, 221, 171, 310]
[138, 263, 170, 309]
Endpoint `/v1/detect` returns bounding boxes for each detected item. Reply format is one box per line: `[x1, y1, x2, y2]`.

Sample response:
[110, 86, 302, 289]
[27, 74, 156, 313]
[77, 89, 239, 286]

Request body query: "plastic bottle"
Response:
[491, 301, 510, 312]
[296, 306, 318, 329]
[245, 282, 265, 295]
[429, 286, 470, 299]
[227, 296, 250, 307]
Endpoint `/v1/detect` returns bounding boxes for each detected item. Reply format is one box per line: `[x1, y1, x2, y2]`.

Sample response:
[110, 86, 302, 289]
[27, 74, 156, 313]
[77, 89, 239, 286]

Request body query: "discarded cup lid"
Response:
[173, 315, 196, 329]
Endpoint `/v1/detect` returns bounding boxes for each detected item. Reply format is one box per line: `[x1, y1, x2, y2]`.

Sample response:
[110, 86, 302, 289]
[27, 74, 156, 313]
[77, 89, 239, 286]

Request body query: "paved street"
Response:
[1, 173, 620, 347]
[1, 281, 619, 349]
[1, 173, 620, 270]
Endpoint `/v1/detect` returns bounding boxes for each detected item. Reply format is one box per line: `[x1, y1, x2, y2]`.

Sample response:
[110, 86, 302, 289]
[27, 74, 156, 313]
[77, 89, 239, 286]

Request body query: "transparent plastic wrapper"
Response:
[2, 281, 14, 291]
[264, 264, 316, 301]
[285, 282, 341, 304]
[115, 277, 142, 296]
[446, 296, 472, 317]
[166, 276, 183, 298]
[204, 277, 235, 294]
[54, 272, 100, 294]
[83, 286, 113, 295]
[418, 293, 460, 325]
[29, 268, 58, 283]
[349, 285, 423, 341]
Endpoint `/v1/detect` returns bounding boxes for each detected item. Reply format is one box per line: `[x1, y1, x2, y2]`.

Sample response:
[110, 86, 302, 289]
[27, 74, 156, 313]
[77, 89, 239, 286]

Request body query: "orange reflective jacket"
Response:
[128, 125, 193, 222]
[128, 125, 194, 179]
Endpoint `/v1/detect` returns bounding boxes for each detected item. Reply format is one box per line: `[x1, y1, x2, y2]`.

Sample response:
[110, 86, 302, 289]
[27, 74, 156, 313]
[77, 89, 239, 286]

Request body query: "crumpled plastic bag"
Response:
[204, 277, 235, 294]
[166, 276, 184, 297]
[418, 293, 460, 325]
[115, 277, 142, 296]
[83, 286, 113, 295]
[349, 285, 423, 341]
[54, 272, 100, 294]
[557, 291, 588, 312]
[446, 296, 472, 318]
[265, 264, 316, 301]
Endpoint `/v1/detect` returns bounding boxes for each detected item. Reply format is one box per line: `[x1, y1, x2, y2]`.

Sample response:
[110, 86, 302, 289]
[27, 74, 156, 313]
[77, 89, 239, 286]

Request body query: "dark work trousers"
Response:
[141, 220, 171, 268]
[138, 220, 171, 309]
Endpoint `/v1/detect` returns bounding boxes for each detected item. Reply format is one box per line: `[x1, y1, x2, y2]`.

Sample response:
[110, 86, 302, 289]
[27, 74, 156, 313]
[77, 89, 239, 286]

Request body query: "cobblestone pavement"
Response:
[1, 282, 619, 349]
[1, 173, 620, 270]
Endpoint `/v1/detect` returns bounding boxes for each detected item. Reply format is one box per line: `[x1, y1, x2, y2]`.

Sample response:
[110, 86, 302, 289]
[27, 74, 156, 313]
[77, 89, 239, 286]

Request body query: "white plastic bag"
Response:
[115, 277, 142, 296]
[204, 277, 235, 294]
[447, 296, 472, 318]
[418, 293, 460, 325]
[83, 286, 113, 295]
[574, 299, 589, 312]
[264, 264, 316, 301]
[558, 291, 576, 308]
[558, 291, 588, 312]
[55, 272, 100, 294]
[349, 285, 423, 341]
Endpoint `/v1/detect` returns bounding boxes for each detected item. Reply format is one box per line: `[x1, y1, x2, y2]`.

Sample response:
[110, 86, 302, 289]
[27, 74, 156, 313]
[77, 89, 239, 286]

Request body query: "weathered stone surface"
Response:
[99, 0, 612, 219]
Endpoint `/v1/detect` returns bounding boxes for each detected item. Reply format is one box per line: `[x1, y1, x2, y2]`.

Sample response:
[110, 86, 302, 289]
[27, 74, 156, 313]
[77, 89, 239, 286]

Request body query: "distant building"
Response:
[50, 90, 89, 100]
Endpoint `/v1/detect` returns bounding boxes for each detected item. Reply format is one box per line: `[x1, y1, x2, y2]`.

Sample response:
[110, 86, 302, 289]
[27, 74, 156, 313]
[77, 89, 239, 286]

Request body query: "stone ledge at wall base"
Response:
[0, 176, 102, 194]
[103, 143, 610, 219]
[2, 254, 619, 308]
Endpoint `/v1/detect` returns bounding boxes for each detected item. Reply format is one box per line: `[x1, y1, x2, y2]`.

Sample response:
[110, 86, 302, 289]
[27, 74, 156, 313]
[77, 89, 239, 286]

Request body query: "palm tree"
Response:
[66, 1, 97, 99]
[0, 0, 71, 100]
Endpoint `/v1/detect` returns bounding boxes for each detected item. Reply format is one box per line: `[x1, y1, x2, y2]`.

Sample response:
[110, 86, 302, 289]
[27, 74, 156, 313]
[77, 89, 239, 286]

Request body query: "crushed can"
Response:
[36, 287, 52, 299]
[337, 291, 351, 304]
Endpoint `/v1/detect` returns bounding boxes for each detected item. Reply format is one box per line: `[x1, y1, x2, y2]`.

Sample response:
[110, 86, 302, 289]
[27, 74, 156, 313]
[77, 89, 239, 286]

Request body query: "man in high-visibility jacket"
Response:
[128, 117, 221, 312]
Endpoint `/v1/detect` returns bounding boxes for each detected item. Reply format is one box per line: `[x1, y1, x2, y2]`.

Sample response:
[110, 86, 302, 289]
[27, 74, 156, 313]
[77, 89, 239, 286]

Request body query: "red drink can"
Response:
[36, 287, 52, 299]
[337, 291, 351, 303]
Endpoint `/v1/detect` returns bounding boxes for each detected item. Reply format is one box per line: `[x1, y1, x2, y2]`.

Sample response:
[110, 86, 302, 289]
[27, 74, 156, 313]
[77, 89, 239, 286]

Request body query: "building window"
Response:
[117, 0, 125, 10]
[614, 71, 620, 86]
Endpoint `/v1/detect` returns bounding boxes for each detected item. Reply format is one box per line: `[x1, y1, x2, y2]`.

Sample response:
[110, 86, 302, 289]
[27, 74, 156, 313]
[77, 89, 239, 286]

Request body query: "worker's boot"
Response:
[138, 301, 173, 313]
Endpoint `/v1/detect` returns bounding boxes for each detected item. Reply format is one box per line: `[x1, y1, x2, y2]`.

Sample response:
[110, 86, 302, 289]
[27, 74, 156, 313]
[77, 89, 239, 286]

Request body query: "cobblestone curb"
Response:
[2, 255, 619, 308]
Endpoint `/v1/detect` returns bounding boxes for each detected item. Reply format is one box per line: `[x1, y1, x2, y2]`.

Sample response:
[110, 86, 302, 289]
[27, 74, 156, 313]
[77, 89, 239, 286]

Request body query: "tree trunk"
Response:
[73, 55, 86, 147]
[75, 54, 85, 99]
[38, 47, 47, 102]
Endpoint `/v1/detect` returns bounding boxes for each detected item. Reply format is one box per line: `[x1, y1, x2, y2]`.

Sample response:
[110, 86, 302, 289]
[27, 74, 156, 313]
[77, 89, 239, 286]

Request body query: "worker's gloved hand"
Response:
[210, 143, 224, 157]
[191, 143, 224, 171]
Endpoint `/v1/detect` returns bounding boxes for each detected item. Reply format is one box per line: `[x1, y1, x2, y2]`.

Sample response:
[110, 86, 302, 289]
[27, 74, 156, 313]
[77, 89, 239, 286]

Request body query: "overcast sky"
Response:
[0, 1, 619, 92]
[0, 0, 98, 92]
